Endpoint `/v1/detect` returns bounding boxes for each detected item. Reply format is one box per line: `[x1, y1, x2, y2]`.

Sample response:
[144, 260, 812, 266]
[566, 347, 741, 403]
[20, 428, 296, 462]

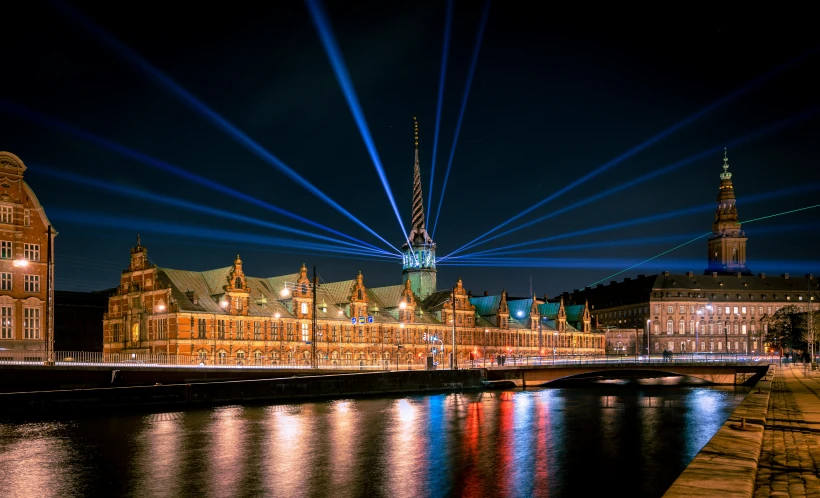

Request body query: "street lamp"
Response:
[484, 329, 488, 368]
[724, 325, 729, 360]
[646, 319, 651, 361]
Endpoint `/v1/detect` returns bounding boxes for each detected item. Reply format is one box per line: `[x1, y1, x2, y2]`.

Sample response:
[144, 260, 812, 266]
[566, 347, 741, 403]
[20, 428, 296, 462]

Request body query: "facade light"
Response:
[274, 313, 281, 319]
[399, 301, 407, 309]
[13, 259, 28, 268]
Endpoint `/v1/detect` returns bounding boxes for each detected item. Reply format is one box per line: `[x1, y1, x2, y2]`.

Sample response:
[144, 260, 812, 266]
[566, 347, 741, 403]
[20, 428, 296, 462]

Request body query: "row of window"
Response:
[0, 273, 40, 292]
[0, 242, 40, 261]
[0, 306, 41, 339]
[653, 340, 758, 353]
[0, 207, 31, 226]
[111, 318, 597, 348]
[654, 320, 767, 335]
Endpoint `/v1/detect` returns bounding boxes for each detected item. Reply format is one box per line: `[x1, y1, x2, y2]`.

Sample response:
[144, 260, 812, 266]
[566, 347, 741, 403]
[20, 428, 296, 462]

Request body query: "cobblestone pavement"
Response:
[755, 365, 820, 497]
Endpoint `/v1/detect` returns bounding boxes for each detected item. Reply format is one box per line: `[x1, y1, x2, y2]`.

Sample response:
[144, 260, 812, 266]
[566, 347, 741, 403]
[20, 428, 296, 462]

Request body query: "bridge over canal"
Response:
[484, 362, 771, 387]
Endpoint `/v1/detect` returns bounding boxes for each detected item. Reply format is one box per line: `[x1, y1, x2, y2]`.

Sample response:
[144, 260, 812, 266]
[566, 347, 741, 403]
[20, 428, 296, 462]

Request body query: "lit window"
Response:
[24, 243, 39, 262]
[0, 240, 11, 259]
[0, 306, 12, 339]
[0, 206, 12, 224]
[301, 302, 308, 315]
[733, 306, 738, 315]
[24, 274, 40, 293]
[23, 307, 41, 339]
[0, 272, 11, 291]
[667, 305, 673, 314]
[301, 322, 309, 342]
[725, 307, 730, 314]
[667, 320, 674, 334]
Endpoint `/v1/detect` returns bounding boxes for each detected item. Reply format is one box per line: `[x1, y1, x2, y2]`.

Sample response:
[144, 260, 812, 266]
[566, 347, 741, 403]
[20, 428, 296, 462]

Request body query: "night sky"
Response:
[2, 2, 819, 298]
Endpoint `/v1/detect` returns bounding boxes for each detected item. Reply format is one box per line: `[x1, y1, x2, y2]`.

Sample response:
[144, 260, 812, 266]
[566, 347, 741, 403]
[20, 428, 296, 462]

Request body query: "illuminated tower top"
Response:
[402, 117, 436, 299]
[706, 149, 750, 275]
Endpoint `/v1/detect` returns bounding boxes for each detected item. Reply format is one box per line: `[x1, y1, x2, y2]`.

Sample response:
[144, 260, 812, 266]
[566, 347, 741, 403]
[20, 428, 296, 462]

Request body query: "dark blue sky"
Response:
[2, 2, 819, 297]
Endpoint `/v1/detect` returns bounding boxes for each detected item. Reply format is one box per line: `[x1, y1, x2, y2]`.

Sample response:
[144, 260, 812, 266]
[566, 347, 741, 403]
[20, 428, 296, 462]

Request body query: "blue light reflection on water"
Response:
[0, 386, 747, 498]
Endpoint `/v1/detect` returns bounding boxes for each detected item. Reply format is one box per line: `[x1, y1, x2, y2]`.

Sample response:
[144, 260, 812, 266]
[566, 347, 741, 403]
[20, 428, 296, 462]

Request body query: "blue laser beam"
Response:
[32, 163, 398, 258]
[444, 222, 820, 261]
[448, 181, 820, 260]
[439, 256, 820, 272]
[305, 0, 409, 244]
[0, 98, 398, 256]
[447, 45, 820, 255]
[587, 202, 820, 286]
[431, 0, 491, 238]
[51, 0, 400, 254]
[445, 105, 820, 257]
[48, 208, 400, 261]
[427, 0, 455, 229]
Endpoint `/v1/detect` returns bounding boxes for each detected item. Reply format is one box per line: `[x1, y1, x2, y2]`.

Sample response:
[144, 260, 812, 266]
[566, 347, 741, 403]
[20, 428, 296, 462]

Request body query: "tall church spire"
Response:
[412, 117, 426, 233]
[402, 117, 437, 300]
[705, 148, 750, 275]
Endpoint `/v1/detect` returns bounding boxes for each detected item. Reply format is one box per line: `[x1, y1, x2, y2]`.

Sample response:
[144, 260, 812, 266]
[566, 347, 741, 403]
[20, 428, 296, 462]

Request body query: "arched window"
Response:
[667, 320, 674, 334]
[732, 248, 738, 263]
[733, 323, 739, 335]
[716, 321, 723, 335]
[678, 319, 685, 334]
[708, 322, 714, 335]
[301, 302, 308, 315]
[235, 277, 242, 289]
[357, 289, 363, 300]
[689, 320, 694, 334]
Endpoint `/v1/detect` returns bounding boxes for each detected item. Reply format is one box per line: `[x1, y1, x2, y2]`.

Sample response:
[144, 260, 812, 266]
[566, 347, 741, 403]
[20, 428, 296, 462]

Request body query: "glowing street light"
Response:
[280, 287, 290, 297]
[13, 259, 28, 268]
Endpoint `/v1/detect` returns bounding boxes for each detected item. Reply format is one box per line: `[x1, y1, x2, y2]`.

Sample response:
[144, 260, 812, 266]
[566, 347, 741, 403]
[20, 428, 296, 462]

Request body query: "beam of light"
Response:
[445, 105, 820, 258]
[587, 202, 820, 286]
[439, 257, 820, 271]
[51, 0, 400, 254]
[447, 181, 820, 260]
[446, 46, 820, 256]
[431, 0, 491, 238]
[305, 0, 409, 244]
[48, 208, 400, 262]
[31, 163, 398, 258]
[427, 0, 455, 229]
[442, 222, 820, 261]
[0, 99, 399, 256]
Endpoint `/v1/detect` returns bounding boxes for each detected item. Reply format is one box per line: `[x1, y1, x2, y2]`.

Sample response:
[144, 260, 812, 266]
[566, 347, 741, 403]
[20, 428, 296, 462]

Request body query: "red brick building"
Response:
[0, 152, 55, 355]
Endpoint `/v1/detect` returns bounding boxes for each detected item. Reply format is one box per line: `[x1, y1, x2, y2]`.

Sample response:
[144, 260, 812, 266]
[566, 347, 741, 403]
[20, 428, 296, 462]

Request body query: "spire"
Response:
[136, 234, 141, 247]
[412, 116, 426, 233]
[720, 147, 732, 180]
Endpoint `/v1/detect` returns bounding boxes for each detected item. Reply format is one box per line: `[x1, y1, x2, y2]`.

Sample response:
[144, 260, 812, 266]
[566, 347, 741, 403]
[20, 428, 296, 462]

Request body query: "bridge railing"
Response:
[0, 350, 435, 370]
[467, 352, 778, 368]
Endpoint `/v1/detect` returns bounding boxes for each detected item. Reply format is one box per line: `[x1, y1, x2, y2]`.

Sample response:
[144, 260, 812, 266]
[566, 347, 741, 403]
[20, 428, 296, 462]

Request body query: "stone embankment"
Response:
[0, 369, 484, 415]
[664, 367, 772, 497]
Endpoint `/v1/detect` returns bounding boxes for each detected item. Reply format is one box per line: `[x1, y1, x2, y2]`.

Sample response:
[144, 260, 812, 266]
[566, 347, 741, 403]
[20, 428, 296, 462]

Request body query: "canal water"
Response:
[0, 386, 748, 498]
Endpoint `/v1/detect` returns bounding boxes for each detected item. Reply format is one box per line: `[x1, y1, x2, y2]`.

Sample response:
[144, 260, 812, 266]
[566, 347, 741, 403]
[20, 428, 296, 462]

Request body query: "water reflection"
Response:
[0, 386, 748, 498]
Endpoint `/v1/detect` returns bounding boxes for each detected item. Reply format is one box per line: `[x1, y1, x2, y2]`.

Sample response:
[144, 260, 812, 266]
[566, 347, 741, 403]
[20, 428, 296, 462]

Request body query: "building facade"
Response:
[102, 123, 605, 364]
[0, 152, 55, 354]
[563, 151, 819, 355]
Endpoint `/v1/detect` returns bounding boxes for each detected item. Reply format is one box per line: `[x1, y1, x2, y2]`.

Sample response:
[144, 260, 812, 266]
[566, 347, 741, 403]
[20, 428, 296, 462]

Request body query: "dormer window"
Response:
[236, 299, 243, 311]
[357, 289, 363, 300]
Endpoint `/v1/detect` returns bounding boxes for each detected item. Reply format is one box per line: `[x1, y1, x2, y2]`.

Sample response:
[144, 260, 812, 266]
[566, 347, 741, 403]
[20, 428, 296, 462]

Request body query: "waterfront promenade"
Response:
[755, 365, 820, 497]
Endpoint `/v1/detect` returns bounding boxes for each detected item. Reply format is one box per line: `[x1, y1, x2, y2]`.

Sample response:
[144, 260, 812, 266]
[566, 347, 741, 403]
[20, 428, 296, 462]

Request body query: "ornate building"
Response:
[102, 122, 605, 364]
[0, 152, 55, 355]
[562, 150, 819, 355]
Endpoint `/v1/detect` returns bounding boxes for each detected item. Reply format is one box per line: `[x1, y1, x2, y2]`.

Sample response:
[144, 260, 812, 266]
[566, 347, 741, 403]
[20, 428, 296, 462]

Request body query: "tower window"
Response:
[301, 302, 308, 315]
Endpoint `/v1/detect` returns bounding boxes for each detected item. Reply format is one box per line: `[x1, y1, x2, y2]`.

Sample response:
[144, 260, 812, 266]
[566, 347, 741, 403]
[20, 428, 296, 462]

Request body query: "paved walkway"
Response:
[755, 364, 820, 497]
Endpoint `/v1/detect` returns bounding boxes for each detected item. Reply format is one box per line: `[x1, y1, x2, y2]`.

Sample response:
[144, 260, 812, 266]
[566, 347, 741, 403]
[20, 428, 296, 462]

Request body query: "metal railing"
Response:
[0, 350, 775, 370]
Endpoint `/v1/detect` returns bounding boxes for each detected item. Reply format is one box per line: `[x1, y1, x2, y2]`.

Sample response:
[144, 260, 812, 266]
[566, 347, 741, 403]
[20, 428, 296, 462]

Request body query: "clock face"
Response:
[403, 248, 436, 270]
